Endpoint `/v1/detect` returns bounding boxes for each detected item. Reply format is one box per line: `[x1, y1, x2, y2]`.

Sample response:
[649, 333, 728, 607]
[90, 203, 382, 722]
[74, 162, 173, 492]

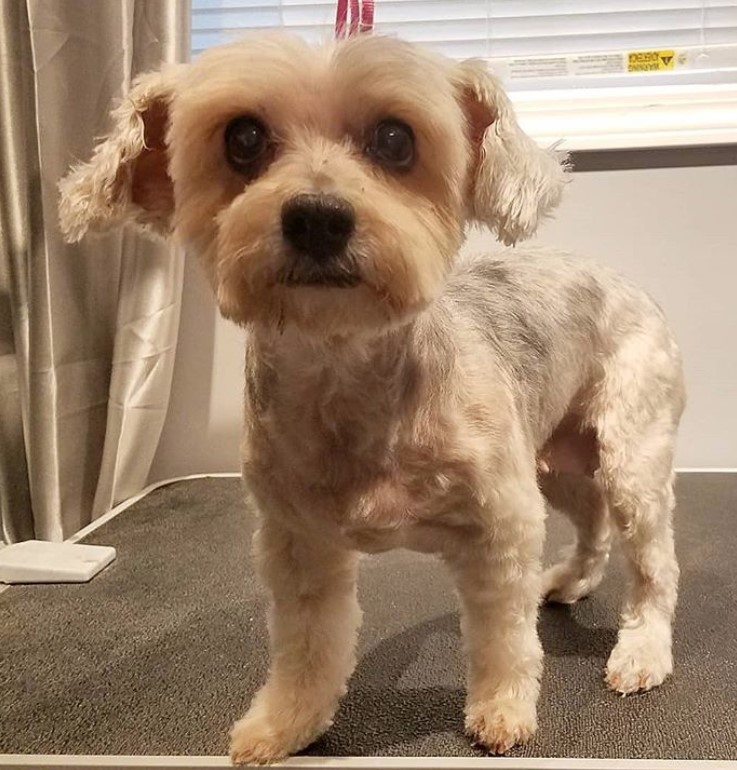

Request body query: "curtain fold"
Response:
[0, 0, 189, 542]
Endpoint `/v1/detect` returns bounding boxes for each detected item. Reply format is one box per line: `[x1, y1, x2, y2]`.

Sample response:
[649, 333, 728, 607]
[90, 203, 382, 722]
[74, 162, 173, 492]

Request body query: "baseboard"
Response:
[675, 467, 737, 473]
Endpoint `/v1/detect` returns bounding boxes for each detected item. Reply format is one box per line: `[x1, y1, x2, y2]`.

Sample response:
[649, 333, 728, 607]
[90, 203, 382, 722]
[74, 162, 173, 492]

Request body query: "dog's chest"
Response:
[244, 352, 488, 552]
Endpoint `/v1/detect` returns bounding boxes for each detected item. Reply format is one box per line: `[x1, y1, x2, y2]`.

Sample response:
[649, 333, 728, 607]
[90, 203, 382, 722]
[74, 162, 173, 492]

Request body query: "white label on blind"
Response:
[507, 57, 570, 79]
[498, 45, 737, 81]
[496, 46, 737, 81]
[570, 53, 624, 76]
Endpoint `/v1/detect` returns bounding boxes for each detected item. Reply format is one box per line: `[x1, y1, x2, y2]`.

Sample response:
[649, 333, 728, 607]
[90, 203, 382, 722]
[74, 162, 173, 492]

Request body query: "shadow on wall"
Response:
[149, 250, 236, 481]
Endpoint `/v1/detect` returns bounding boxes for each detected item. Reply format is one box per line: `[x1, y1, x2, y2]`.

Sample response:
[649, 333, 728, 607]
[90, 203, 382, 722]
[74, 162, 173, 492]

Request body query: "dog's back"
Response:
[444, 246, 681, 448]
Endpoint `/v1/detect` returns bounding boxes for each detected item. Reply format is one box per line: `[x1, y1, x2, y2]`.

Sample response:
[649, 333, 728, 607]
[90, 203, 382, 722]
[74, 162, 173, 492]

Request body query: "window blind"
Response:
[192, 0, 737, 91]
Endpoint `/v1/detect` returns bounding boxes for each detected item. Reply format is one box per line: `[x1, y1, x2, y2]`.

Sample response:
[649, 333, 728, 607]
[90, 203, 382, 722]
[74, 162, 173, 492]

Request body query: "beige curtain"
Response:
[0, 0, 188, 542]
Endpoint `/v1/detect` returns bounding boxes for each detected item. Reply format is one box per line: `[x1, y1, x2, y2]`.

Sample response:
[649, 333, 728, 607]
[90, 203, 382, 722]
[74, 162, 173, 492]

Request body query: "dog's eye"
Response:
[224, 116, 269, 173]
[368, 119, 415, 170]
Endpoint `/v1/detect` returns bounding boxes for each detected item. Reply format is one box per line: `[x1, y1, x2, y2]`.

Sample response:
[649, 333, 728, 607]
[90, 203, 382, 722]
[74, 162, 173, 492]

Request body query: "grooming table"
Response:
[1, 475, 736, 769]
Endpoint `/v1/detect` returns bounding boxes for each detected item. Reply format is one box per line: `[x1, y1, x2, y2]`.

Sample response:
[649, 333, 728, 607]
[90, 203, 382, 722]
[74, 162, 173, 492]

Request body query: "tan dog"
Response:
[59, 34, 685, 764]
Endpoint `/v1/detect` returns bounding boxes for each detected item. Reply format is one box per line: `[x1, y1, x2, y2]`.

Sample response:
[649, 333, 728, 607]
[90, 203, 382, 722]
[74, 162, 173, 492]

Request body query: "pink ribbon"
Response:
[335, 0, 374, 38]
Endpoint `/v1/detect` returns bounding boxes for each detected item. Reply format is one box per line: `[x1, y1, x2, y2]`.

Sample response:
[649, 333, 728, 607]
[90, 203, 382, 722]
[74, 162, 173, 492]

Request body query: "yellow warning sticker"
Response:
[628, 50, 676, 72]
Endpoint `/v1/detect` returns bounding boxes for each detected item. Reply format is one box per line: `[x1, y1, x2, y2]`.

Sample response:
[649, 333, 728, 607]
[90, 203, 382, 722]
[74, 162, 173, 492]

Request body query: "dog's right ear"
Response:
[58, 69, 180, 242]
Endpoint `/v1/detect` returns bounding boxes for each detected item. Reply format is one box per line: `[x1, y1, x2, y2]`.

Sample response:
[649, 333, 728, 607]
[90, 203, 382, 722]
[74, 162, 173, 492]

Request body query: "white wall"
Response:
[150, 160, 737, 481]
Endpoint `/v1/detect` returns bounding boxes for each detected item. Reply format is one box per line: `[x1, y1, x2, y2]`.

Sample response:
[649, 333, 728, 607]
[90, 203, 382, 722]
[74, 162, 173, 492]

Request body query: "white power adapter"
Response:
[0, 540, 116, 584]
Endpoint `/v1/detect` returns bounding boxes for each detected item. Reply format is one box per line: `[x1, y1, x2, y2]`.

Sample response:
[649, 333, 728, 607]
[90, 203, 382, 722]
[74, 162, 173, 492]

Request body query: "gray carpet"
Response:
[1, 474, 736, 760]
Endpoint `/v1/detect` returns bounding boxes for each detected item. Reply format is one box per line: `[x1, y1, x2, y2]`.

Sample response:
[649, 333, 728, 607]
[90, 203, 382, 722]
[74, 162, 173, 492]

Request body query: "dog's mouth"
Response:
[277, 256, 361, 289]
[283, 273, 361, 288]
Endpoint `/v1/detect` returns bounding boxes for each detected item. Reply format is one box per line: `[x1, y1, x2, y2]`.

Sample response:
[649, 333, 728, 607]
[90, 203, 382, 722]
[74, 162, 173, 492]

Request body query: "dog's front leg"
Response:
[230, 519, 361, 765]
[445, 480, 546, 754]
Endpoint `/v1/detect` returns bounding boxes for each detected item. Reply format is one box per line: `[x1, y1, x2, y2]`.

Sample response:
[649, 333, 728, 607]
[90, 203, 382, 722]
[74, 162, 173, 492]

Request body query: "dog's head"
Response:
[59, 34, 566, 334]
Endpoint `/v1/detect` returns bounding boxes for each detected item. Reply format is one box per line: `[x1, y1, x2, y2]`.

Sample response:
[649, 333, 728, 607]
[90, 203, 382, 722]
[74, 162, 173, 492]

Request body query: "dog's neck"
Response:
[251, 320, 420, 386]
[246, 312, 453, 423]
[244, 314, 459, 494]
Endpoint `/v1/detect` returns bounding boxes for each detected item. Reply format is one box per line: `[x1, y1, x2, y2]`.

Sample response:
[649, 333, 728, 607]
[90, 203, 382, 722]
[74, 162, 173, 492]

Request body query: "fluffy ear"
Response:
[58, 69, 179, 242]
[455, 60, 568, 245]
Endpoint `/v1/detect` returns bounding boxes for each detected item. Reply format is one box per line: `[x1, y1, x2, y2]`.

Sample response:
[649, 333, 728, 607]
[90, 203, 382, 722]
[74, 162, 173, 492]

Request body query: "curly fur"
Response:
[59, 33, 685, 765]
[58, 68, 182, 241]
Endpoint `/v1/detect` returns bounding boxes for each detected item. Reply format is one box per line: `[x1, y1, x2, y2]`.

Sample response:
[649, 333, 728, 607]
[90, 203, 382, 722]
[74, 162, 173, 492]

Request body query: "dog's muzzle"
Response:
[280, 193, 359, 287]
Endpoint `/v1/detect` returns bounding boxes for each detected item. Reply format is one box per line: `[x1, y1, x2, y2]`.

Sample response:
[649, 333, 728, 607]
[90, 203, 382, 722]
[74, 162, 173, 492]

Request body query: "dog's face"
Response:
[59, 34, 566, 334]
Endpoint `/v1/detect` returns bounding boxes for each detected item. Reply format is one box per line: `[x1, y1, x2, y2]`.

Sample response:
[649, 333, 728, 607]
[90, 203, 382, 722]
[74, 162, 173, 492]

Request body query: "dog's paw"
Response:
[229, 714, 294, 766]
[229, 702, 332, 766]
[465, 697, 537, 755]
[543, 562, 590, 604]
[605, 628, 673, 694]
[542, 557, 606, 605]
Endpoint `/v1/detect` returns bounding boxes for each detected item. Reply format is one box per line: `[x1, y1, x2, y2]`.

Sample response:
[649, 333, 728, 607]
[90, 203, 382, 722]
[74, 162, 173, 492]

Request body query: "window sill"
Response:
[512, 84, 737, 152]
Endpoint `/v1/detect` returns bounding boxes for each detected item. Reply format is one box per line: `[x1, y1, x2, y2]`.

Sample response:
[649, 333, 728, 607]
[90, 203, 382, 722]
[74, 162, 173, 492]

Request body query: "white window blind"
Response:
[191, 1, 737, 149]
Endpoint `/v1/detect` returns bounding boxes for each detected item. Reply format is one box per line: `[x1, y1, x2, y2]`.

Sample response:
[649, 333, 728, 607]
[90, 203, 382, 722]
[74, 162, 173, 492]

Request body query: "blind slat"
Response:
[193, 0, 736, 11]
[194, 8, 737, 34]
[193, 28, 737, 50]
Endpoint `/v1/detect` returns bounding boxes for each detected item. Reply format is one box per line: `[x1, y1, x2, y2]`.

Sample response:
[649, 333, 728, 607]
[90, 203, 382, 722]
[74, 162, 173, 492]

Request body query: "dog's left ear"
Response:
[455, 60, 568, 245]
[58, 69, 180, 242]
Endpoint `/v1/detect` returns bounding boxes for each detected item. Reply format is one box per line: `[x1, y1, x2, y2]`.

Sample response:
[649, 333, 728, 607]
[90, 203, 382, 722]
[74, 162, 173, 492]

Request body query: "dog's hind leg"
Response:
[601, 450, 679, 694]
[592, 331, 684, 695]
[230, 520, 361, 764]
[540, 472, 611, 604]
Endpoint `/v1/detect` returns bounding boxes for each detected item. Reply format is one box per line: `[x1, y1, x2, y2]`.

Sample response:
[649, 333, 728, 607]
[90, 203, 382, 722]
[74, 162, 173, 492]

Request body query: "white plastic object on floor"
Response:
[0, 540, 116, 584]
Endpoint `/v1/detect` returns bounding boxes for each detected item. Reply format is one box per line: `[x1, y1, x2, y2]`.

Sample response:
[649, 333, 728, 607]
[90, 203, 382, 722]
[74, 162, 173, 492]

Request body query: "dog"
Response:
[59, 33, 685, 764]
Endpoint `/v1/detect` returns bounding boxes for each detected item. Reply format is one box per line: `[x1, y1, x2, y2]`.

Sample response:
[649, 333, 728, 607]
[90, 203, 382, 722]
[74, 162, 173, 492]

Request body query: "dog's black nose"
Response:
[281, 194, 355, 261]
